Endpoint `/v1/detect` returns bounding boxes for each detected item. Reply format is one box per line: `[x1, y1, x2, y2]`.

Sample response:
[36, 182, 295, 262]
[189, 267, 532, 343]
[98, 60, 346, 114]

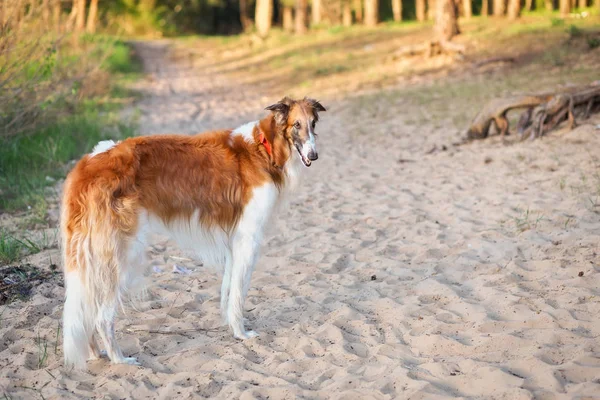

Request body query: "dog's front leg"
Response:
[227, 231, 261, 340]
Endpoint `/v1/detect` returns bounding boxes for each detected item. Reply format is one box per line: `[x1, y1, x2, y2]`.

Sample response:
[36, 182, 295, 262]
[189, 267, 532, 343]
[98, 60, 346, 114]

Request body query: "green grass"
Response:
[0, 38, 140, 213]
[0, 111, 135, 211]
[0, 232, 22, 264]
[0, 229, 58, 264]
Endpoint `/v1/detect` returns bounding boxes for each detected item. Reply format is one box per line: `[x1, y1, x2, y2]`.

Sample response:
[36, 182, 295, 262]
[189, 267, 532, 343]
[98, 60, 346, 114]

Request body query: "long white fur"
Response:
[62, 122, 309, 369]
[90, 140, 117, 157]
[231, 120, 258, 143]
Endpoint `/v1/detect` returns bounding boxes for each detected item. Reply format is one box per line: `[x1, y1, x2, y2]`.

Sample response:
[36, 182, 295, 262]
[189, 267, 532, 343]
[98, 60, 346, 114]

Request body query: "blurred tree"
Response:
[76, 0, 86, 31]
[240, 0, 251, 30]
[416, 0, 426, 20]
[42, 0, 50, 24]
[364, 0, 377, 25]
[427, 0, 436, 19]
[507, 0, 520, 18]
[86, 0, 99, 32]
[493, 0, 505, 15]
[577, 0, 585, 8]
[482, 0, 489, 15]
[354, 0, 363, 22]
[256, 0, 272, 37]
[525, 0, 532, 11]
[295, 0, 307, 33]
[560, 0, 570, 15]
[53, 0, 61, 30]
[392, 0, 402, 20]
[463, 0, 471, 17]
[342, 0, 352, 24]
[312, 0, 322, 24]
[435, 0, 459, 41]
[283, 0, 294, 31]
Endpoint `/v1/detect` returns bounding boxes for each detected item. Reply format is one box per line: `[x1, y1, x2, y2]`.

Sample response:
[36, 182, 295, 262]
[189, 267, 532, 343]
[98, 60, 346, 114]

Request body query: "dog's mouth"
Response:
[295, 145, 312, 167]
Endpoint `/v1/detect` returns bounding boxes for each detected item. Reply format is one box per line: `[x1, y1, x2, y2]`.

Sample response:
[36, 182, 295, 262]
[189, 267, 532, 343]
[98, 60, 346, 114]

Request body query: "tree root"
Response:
[393, 40, 466, 58]
[466, 83, 600, 141]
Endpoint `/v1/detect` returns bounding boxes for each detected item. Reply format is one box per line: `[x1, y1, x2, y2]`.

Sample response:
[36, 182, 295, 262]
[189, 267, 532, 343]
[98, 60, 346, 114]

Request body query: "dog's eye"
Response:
[294, 121, 301, 129]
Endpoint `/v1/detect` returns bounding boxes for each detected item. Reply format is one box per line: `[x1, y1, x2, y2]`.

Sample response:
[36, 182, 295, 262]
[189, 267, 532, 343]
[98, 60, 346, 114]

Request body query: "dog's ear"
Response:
[305, 97, 327, 113]
[265, 97, 292, 125]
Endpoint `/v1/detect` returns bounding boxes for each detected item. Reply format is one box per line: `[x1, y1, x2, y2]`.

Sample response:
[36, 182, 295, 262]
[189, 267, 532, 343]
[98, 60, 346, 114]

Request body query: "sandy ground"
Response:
[1, 40, 600, 399]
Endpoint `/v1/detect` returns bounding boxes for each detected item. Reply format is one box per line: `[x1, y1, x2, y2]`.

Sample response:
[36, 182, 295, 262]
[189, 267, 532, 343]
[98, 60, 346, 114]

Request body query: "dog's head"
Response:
[265, 97, 326, 167]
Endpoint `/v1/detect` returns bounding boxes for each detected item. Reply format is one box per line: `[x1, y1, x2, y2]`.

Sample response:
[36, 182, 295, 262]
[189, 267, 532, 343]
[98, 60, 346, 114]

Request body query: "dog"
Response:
[61, 97, 326, 369]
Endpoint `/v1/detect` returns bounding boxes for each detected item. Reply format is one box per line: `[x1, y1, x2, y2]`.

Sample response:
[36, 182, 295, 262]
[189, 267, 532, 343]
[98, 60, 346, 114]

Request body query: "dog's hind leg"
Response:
[96, 300, 140, 366]
[87, 334, 106, 360]
[220, 257, 233, 325]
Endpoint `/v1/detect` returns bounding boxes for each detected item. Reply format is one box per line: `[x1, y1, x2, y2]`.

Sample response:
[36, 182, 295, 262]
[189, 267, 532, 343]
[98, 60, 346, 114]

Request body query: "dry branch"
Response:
[393, 40, 466, 59]
[466, 84, 600, 141]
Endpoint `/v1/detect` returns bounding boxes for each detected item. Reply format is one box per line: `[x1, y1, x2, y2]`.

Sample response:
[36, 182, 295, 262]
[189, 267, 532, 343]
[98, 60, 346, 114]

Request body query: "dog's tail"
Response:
[61, 158, 138, 369]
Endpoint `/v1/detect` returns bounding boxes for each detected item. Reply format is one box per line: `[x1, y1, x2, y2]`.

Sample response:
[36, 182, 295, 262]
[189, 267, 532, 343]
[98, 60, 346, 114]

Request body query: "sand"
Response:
[1, 41, 599, 399]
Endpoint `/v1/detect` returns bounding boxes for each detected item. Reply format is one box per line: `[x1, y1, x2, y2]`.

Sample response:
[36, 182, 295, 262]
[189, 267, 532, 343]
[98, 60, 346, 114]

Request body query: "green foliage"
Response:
[0, 37, 140, 212]
[0, 110, 135, 211]
[0, 232, 22, 264]
[550, 17, 565, 27]
[588, 37, 600, 49]
[105, 41, 143, 74]
[567, 24, 584, 38]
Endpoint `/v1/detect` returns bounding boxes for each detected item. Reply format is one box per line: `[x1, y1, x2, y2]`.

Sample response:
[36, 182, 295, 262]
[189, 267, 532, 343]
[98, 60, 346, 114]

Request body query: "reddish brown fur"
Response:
[61, 107, 311, 273]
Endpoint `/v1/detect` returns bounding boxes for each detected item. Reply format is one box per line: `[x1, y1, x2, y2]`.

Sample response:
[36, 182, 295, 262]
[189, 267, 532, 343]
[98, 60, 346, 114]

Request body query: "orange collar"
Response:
[258, 132, 272, 156]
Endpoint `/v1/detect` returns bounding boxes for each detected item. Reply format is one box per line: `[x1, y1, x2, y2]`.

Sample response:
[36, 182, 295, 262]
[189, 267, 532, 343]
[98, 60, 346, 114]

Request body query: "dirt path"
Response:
[1, 40, 600, 399]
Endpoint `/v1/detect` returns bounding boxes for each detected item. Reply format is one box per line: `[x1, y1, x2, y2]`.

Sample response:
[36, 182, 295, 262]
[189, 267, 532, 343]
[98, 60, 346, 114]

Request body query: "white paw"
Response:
[114, 357, 141, 366]
[234, 330, 259, 340]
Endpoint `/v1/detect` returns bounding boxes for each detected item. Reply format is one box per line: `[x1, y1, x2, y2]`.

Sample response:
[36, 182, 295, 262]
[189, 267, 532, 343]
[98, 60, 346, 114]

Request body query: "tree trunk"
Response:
[354, 0, 363, 22]
[577, 0, 585, 8]
[392, 0, 402, 20]
[312, 0, 322, 24]
[255, 0, 272, 37]
[427, 0, 437, 18]
[42, 0, 50, 24]
[364, 0, 378, 25]
[52, 0, 61, 31]
[86, 0, 98, 33]
[416, 0, 426, 20]
[463, 0, 472, 17]
[482, 0, 489, 14]
[507, 0, 520, 17]
[283, 5, 293, 30]
[295, 0, 307, 34]
[544, 0, 553, 11]
[75, 0, 85, 31]
[525, 0, 532, 11]
[240, 0, 251, 31]
[17, 0, 25, 28]
[435, 0, 459, 41]
[493, 0, 505, 15]
[342, 1, 353, 24]
[559, 0, 570, 15]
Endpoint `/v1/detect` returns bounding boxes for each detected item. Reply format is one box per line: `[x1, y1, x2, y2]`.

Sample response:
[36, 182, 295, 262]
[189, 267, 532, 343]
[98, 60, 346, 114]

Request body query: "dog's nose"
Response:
[308, 151, 318, 161]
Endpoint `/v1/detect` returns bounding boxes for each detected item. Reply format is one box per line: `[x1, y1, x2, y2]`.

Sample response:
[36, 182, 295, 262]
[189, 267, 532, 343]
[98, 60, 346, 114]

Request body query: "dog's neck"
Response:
[254, 115, 305, 194]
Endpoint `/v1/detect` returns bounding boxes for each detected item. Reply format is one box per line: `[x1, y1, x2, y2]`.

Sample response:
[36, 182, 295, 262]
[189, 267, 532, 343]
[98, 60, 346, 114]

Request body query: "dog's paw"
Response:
[234, 330, 259, 340]
[88, 350, 108, 361]
[114, 357, 141, 366]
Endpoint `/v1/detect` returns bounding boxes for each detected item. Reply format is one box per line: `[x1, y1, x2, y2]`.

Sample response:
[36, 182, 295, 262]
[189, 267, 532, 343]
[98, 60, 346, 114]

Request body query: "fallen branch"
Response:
[393, 40, 466, 59]
[465, 83, 600, 141]
[472, 56, 515, 69]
